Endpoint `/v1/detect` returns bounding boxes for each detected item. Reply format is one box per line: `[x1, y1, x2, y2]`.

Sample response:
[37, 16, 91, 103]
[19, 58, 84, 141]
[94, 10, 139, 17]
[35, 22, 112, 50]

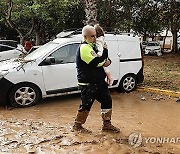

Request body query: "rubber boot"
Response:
[73, 110, 91, 133]
[101, 109, 120, 133]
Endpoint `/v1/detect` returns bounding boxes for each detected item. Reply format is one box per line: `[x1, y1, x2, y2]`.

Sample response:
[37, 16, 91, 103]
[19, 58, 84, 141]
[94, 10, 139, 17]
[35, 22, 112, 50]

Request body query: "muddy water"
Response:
[0, 91, 180, 153]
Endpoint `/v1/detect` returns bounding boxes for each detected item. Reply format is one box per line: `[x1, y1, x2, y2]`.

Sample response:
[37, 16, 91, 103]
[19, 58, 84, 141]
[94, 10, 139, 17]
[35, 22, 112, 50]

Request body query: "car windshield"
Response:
[147, 43, 159, 46]
[24, 42, 59, 61]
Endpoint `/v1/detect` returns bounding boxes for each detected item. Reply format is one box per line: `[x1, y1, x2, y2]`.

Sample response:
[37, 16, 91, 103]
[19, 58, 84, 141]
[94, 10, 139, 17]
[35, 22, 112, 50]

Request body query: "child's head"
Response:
[94, 24, 104, 37]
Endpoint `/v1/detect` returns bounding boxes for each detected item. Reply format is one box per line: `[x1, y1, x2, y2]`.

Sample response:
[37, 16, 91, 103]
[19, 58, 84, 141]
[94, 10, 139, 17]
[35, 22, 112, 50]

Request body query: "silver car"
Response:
[145, 41, 162, 56]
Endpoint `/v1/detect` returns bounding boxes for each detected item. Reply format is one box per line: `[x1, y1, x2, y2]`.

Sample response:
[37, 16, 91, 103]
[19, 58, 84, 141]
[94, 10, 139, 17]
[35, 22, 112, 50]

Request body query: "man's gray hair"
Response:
[82, 25, 94, 36]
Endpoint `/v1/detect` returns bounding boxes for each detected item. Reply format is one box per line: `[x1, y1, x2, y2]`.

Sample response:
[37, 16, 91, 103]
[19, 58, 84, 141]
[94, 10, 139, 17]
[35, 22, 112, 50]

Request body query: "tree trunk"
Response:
[35, 31, 41, 45]
[20, 36, 26, 46]
[170, 0, 179, 53]
[143, 30, 147, 41]
[171, 29, 178, 53]
[83, 0, 97, 25]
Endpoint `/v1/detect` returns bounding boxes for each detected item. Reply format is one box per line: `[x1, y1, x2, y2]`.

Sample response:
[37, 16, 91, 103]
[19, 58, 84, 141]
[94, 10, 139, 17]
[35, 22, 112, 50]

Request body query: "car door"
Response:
[41, 43, 80, 95]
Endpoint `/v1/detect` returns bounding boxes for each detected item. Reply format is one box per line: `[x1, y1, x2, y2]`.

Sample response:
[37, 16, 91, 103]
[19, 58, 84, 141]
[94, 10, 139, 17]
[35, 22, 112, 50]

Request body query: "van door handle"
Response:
[117, 53, 121, 57]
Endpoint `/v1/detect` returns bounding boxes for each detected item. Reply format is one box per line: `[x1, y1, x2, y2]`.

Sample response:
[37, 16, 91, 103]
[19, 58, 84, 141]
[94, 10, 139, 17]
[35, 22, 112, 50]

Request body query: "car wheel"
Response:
[119, 74, 137, 93]
[8, 83, 40, 107]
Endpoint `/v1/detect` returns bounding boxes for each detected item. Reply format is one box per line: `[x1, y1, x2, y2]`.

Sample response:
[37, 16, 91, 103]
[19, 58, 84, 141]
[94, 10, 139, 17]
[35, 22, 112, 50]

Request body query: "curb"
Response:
[136, 86, 180, 98]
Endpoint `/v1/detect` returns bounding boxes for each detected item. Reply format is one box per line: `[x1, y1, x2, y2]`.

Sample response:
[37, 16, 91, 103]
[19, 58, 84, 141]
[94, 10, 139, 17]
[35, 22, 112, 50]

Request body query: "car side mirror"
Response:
[44, 57, 55, 64]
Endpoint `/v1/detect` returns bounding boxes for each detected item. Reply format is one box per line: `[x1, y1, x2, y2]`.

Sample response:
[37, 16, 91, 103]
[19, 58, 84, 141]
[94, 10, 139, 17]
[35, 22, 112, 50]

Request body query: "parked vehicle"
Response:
[0, 44, 24, 61]
[0, 40, 18, 48]
[145, 41, 162, 56]
[177, 41, 180, 51]
[0, 31, 144, 107]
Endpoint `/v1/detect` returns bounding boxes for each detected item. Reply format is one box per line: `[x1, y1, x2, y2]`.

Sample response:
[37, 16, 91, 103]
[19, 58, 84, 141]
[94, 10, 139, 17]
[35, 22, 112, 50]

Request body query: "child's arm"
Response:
[103, 67, 114, 86]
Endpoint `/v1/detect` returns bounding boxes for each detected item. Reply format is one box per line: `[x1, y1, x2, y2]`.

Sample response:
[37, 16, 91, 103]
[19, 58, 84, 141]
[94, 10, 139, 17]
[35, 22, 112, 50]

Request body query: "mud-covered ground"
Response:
[0, 90, 180, 153]
[142, 53, 180, 91]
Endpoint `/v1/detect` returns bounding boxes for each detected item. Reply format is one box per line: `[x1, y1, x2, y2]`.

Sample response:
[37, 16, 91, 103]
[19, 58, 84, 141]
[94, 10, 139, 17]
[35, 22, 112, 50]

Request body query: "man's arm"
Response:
[89, 48, 108, 67]
[80, 44, 108, 67]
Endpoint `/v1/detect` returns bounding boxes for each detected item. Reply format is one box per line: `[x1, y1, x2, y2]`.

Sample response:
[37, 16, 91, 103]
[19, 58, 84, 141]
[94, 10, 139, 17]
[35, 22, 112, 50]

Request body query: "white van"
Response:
[0, 31, 144, 107]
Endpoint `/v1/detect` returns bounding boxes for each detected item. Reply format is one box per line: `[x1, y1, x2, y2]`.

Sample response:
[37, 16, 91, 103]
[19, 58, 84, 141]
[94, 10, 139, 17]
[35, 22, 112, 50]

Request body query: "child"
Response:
[94, 24, 114, 86]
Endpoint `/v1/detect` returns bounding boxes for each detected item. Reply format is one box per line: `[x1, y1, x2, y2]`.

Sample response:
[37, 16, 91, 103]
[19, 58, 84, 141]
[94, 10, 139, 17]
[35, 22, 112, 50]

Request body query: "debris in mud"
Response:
[25, 146, 36, 154]
[0, 118, 100, 153]
[140, 93, 166, 102]
[152, 95, 164, 101]
[115, 137, 128, 144]
[176, 98, 180, 102]
[140, 95, 146, 101]
[0, 118, 67, 153]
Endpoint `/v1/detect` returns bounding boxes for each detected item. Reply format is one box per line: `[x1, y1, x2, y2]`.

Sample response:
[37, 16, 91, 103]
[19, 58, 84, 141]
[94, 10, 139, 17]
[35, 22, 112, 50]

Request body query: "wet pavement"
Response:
[0, 90, 180, 153]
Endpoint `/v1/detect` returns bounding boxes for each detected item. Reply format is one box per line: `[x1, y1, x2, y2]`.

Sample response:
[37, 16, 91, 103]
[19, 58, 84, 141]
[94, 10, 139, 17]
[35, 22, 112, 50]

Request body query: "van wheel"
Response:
[119, 74, 137, 93]
[8, 83, 40, 107]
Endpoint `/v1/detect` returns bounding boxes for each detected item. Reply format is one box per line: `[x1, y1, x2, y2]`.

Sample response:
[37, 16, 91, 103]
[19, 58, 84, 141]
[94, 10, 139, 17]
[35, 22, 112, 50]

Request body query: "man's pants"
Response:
[78, 81, 112, 112]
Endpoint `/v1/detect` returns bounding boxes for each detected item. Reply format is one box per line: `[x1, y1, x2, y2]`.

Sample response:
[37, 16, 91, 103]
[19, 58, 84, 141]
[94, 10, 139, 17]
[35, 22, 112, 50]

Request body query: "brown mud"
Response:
[0, 90, 180, 153]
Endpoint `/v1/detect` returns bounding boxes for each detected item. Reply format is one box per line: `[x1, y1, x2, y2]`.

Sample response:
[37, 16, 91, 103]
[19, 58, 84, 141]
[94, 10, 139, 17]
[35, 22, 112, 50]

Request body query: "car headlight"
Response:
[155, 48, 161, 50]
[0, 70, 9, 80]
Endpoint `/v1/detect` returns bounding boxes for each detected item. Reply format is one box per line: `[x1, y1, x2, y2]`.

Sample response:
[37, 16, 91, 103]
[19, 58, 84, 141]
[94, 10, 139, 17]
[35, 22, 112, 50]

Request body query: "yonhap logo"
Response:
[128, 132, 142, 148]
[128, 132, 180, 148]
[145, 137, 180, 144]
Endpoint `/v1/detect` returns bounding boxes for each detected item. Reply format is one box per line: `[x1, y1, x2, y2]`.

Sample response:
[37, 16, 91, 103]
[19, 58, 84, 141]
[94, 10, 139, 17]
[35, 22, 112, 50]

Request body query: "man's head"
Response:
[82, 25, 96, 44]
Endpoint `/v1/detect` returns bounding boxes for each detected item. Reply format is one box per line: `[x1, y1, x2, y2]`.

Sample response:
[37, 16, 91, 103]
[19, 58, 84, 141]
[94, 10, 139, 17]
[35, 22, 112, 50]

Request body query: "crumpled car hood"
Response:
[0, 59, 21, 71]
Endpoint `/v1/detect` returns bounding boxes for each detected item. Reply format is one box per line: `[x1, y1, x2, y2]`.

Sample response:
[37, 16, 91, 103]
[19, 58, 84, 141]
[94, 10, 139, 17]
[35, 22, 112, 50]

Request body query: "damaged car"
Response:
[0, 31, 144, 107]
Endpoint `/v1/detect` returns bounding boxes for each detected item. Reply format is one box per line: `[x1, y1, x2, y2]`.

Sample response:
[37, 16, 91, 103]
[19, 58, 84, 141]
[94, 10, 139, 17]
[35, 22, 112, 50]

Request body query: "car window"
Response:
[0, 45, 14, 52]
[147, 43, 153, 46]
[51, 43, 80, 64]
[0, 40, 18, 48]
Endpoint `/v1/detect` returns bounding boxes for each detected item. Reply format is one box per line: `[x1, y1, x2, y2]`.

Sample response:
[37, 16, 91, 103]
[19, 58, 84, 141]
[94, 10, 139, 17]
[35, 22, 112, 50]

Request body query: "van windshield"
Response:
[24, 42, 59, 60]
